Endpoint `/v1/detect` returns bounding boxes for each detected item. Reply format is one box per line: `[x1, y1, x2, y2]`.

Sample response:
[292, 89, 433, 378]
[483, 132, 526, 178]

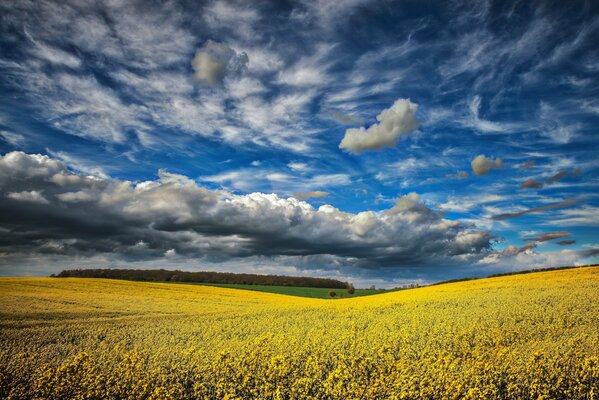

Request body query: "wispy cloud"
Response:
[492, 200, 579, 221]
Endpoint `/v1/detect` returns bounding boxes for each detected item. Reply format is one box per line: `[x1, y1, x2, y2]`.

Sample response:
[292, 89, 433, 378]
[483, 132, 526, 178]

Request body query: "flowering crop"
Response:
[1, 267, 598, 399]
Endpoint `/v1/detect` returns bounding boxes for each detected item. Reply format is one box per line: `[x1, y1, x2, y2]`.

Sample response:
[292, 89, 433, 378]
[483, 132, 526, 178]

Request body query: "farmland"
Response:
[1, 267, 598, 399]
[181, 282, 387, 298]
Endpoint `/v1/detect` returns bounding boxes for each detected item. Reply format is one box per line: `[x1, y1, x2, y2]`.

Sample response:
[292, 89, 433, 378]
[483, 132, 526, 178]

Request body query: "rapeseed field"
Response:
[0, 267, 598, 399]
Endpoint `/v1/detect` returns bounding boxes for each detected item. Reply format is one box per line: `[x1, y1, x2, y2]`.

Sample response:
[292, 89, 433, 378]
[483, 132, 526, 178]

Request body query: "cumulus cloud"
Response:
[523, 231, 571, 242]
[6, 190, 49, 204]
[339, 99, 419, 153]
[192, 40, 249, 85]
[0, 152, 494, 276]
[471, 155, 503, 176]
[478, 245, 590, 270]
[293, 191, 328, 200]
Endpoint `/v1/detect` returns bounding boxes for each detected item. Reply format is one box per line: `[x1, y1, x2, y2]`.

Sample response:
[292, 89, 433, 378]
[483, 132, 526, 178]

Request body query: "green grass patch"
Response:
[187, 282, 390, 299]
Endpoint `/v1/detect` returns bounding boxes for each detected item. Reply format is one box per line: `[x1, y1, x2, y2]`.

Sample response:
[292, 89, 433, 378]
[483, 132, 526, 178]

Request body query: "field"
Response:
[182, 282, 388, 299]
[1, 267, 598, 399]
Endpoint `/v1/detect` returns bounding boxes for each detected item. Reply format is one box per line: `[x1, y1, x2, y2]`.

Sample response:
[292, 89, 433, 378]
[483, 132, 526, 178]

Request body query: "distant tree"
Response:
[369, 285, 376, 290]
[328, 291, 337, 298]
[347, 284, 355, 295]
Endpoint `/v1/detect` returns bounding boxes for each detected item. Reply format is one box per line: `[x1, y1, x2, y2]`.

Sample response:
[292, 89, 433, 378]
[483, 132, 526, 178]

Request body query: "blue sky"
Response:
[0, 0, 597, 286]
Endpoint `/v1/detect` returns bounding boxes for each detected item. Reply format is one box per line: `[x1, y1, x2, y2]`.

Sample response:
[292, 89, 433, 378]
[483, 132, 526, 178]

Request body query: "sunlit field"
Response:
[1, 267, 598, 399]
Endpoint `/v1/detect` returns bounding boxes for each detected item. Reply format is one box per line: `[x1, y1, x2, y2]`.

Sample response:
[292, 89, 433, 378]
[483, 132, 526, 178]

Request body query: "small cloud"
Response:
[165, 249, 176, 257]
[524, 231, 571, 242]
[471, 155, 503, 176]
[191, 40, 248, 85]
[328, 110, 364, 125]
[521, 179, 544, 189]
[6, 190, 49, 204]
[492, 200, 578, 220]
[250, 160, 261, 167]
[287, 162, 310, 172]
[447, 170, 469, 180]
[339, 99, 419, 154]
[545, 168, 582, 184]
[293, 191, 329, 200]
[519, 160, 535, 170]
[556, 240, 576, 246]
[500, 243, 537, 256]
[0, 130, 26, 146]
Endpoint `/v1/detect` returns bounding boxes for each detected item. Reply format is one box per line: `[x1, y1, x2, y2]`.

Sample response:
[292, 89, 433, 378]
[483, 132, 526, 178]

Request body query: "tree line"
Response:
[53, 268, 350, 289]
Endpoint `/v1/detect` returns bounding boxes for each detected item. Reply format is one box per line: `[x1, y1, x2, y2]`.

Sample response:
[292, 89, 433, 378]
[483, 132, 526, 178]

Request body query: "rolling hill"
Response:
[1, 266, 598, 399]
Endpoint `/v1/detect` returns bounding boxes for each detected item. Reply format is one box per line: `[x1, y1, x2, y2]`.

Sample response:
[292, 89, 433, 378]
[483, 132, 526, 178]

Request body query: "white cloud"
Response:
[339, 98, 420, 153]
[287, 162, 310, 172]
[6, 190, 49, 204]
[546, 206, 599, 227]
[0, 130, 26, 146]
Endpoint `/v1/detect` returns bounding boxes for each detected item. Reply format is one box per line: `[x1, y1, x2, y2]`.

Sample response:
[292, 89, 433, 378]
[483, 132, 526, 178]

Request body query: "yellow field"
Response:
[1, 267, 598, 399]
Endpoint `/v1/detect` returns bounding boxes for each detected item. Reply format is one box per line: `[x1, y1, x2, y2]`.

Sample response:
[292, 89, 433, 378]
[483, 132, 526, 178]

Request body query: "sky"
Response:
[0, 0, 598, 287]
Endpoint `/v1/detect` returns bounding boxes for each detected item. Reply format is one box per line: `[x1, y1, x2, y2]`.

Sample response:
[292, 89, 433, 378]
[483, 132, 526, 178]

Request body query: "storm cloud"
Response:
[0, 152, 493, 275]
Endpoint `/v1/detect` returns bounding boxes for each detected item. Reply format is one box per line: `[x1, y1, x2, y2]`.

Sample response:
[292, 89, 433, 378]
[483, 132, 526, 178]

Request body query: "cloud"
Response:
[556, 240, 576, 246]
[499, 243, 537, 256]
[0, 152, 494, 276]
[6, 190, 49, 204]
[479, 246, 592, 270]
[446, 170, 469, 180]
[192, 40, 249, 85]
[521, 179, 543, 189]
[545, 168, 582, 183]
[293, 191, 328, 200]
[471, 155, 503, 176]
[0, 130, 26, 147]
[519, 160, 535, 170]
[463, 96, 519, 134]
[546, 206, 599, 227]
[523, 231, 571, 243]
[491, 200, 579, 220]
[339, 99, 419, 153]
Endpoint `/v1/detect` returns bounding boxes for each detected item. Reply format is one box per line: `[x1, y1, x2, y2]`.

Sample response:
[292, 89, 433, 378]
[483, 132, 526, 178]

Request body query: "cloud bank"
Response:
[0, 152, 494, 278]
[339, 99, 419, 153]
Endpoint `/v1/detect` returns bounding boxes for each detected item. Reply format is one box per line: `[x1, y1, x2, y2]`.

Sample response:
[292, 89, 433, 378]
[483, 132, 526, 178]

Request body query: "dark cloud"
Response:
[545, 168, 582, 183]
[0, 152, 494, 275]
[491, 200, 579, 220]
[524, 231, 571, 242]
[521, 179, 544, 189]
[556, 240, 576, 245]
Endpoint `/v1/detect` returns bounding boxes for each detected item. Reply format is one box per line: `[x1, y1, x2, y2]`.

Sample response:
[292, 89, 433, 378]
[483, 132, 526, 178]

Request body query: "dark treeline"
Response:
[54, 268, 350, 289]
